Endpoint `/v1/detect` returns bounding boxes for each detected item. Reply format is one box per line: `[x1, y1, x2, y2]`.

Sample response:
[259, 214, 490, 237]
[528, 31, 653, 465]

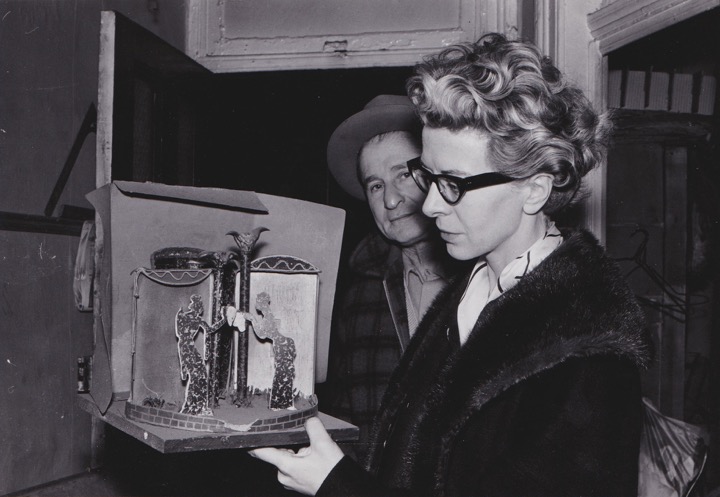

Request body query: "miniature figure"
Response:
[243, 292, 296, 410]
[175, 294, 225, 416]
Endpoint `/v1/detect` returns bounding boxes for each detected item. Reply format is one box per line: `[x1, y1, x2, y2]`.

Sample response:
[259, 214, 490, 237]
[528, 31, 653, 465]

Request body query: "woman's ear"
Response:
[522, 173, 553, 215]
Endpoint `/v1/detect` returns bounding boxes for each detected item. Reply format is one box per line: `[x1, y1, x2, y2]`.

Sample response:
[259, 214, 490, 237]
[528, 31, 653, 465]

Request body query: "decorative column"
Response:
[227, 227, 268, 406]
[208, 251, 238, 407]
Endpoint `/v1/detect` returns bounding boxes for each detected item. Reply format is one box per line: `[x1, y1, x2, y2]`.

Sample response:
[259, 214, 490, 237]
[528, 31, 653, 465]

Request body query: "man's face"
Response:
[358, 134, 433, 247]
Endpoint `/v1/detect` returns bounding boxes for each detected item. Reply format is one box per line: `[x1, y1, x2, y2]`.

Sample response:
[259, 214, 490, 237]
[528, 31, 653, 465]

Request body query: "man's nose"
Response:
[384, 185, 403, 209]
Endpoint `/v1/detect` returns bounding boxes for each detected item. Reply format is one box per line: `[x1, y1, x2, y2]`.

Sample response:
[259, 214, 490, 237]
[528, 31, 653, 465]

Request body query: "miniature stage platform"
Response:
[82, 181, 357, 453]
[78, 394, 358, 453]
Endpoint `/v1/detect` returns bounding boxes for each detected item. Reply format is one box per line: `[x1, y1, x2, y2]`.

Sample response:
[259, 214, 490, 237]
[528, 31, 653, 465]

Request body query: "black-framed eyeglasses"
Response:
[407, 157, 515, 205]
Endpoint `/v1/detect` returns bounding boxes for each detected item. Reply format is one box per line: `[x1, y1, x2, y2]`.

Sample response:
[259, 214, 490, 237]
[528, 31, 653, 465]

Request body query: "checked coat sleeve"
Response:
[323, 232, 405, 461]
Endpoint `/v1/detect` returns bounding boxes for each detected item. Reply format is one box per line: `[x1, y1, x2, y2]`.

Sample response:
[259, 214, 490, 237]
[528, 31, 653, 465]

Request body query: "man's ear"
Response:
[522, 173, 553, 215]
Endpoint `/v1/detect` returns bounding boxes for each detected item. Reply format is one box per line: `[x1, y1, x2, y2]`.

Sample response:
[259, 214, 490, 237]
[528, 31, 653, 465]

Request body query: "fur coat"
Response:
[318, 230, 651, 497]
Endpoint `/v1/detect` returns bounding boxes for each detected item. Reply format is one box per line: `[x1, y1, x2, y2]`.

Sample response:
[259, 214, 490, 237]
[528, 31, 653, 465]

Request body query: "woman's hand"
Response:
[249, 417, 344, 495]
[224, 306, 249, 331]
[243, 312, 257, 326]
[225, 306, 238, 327]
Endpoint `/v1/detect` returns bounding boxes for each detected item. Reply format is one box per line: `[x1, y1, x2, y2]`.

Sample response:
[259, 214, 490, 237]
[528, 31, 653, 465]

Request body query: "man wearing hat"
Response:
[325, 95, 457, 460]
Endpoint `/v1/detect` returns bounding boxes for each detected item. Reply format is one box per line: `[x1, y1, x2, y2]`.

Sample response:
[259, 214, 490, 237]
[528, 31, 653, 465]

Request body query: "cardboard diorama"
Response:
[86, 181, 347, 442]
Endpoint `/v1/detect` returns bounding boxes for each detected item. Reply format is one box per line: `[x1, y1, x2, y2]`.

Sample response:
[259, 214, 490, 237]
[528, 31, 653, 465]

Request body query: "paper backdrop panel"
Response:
[86, 182, 344, 401]
[131, 269, 215, 409]
[244, 270, 319, 397]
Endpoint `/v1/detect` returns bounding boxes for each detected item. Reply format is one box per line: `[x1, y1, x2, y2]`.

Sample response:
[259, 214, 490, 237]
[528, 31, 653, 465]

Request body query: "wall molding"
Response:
[186, 0, 522, 72]
[476, 0, 520, 39]
[588, 0, 720, 54]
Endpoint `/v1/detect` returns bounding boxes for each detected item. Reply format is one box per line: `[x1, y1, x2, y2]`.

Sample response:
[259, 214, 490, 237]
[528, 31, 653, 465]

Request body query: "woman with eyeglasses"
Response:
[249, 34, 651, 497]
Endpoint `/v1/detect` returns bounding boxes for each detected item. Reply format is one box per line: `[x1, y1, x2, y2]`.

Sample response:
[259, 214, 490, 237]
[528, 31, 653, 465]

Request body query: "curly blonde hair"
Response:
[406, 33, 612, 214]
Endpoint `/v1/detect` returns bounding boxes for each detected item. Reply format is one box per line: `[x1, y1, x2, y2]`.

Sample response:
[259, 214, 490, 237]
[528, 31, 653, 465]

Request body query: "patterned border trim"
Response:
[251, 255, 320, 274]
[125, 401, 319, 433]
[133, 268, 214, 287]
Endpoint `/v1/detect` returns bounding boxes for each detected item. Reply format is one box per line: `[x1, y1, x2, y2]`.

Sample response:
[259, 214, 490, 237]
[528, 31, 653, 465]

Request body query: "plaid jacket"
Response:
[324, 230, 408, 461]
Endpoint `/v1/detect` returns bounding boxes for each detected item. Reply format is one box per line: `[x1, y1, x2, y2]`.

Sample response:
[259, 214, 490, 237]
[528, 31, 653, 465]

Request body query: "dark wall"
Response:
[0, 1, 417, 494]
[608, 7, 720, 76]
[0, 1, 187, 494]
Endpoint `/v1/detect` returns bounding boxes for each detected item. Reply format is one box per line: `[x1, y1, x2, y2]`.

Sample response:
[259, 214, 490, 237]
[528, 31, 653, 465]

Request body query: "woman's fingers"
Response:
[248, 447, 291, 468]
[225, 306, 237, 325]
[247, 418, 345, 495]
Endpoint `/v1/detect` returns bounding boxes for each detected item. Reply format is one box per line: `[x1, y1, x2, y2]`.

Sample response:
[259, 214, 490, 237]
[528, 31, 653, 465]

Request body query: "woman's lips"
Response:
[438, 229, 460, 242]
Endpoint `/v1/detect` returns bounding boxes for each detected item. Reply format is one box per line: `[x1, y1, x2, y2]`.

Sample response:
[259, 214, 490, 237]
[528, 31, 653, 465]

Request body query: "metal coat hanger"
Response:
[615, 228, 707, 324]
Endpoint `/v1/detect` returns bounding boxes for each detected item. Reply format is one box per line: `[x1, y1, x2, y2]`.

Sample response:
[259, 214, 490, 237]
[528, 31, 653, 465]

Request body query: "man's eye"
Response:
[367, 183, 383, 193]
[400, 171, 412, 179]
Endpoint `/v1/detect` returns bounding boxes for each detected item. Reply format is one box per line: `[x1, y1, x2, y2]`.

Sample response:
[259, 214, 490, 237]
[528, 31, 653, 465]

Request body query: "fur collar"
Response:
[368, 230, 650, 471]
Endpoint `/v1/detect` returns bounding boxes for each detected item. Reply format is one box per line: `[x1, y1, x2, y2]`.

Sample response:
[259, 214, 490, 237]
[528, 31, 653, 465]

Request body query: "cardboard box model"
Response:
[86, 181, 345, 436]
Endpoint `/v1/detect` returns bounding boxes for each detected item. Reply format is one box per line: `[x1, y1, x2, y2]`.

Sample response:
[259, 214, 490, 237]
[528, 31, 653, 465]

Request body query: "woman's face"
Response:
[420, 127, 532, 267]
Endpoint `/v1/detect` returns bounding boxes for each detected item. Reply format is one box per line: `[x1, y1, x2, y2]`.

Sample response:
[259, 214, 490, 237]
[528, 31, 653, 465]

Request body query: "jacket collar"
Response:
[348, 230, 400, 278]
[383, 258, 411, 351]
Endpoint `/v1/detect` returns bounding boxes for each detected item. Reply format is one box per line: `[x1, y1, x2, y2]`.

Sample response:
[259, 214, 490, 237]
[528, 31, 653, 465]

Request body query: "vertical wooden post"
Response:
[662, 145, 688, 419]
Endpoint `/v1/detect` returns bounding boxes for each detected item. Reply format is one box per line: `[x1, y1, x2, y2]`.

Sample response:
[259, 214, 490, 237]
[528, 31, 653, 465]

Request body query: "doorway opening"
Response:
[604, 7, 720, 491]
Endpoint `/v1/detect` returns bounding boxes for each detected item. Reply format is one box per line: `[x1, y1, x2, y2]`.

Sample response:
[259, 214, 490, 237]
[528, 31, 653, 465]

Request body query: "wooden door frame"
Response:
[185, 0, 524, 73]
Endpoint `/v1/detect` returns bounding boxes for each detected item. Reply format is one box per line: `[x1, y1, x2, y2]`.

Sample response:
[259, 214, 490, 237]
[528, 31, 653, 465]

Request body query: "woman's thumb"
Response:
[305, 417, 332, 447]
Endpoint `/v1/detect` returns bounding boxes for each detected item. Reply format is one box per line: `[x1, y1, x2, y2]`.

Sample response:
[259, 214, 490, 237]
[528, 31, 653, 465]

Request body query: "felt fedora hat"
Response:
[327, 95, 421, 200]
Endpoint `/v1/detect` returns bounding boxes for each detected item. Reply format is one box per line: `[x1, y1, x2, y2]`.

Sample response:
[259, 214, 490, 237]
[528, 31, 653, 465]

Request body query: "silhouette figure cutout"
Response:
[244, 292, 296, 410]
[175, 294, 224, 416]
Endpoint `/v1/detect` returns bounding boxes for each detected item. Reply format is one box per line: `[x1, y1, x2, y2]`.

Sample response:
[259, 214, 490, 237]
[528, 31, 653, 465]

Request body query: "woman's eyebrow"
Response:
[430, 165, 466, 176]
[418, 157, 462, 176]
[390, 163, 410, 173]
[439, 168, 465, 176]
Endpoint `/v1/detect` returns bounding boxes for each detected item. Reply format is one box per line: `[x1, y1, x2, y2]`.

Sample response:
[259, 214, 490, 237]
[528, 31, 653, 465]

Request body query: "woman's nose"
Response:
[422, 183, 447, 217]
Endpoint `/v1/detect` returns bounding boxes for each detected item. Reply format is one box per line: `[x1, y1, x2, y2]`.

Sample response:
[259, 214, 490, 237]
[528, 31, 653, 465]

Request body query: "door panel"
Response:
[97, 11, 213, 187]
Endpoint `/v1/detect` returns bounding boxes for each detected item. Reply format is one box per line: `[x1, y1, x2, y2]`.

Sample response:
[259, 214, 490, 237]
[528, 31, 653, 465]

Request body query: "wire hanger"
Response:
[615, 228, 706, 324]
